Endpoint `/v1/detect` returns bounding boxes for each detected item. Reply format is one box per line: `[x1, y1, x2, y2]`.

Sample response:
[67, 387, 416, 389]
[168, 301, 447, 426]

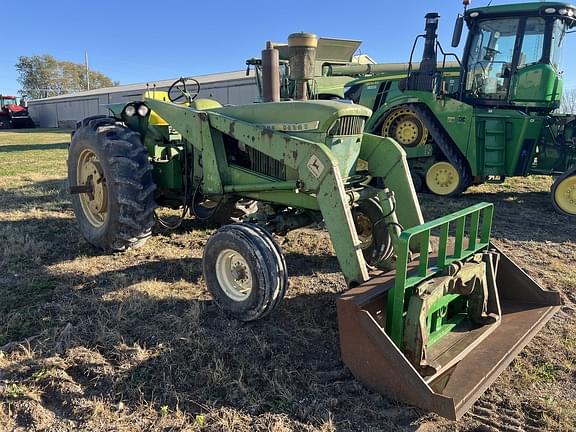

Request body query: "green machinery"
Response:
[68, 55, 560, 418]
[250, 2, 576, 215]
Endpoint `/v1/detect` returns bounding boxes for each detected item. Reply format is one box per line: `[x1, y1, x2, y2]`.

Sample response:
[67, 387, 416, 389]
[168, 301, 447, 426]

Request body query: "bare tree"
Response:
[560, 88, 576, 114]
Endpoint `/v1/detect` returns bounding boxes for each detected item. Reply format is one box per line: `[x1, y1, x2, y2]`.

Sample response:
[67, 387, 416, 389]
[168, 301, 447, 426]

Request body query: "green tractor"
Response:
[250, 2, 576, 216]
[68, 46, 560, 419]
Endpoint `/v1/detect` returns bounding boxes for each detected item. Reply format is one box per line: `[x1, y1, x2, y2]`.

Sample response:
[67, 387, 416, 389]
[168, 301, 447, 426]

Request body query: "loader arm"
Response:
[359, 134, 425, 232]
[145, 98, 370, 286]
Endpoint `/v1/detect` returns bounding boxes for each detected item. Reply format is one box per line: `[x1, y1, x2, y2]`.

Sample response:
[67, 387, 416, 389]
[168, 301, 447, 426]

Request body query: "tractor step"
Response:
[337, 244, 560, 420]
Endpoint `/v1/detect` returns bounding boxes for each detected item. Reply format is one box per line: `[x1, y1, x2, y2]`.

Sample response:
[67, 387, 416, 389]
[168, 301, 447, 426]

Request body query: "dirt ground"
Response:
[0, 129, 575, 431]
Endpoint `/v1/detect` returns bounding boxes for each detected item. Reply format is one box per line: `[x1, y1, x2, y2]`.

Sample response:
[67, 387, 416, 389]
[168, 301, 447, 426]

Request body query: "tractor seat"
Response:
[189, 99, 222, 110]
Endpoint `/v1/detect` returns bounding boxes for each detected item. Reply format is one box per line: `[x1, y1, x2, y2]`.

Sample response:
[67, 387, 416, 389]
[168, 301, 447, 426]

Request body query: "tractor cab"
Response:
[457, 2, 575, 110]
[0, 95, 18, 108]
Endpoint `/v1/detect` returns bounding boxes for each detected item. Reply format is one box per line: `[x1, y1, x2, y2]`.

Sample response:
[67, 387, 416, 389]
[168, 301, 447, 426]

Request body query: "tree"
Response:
[560, 88, 576, 114]
[15, 55, 116, 99]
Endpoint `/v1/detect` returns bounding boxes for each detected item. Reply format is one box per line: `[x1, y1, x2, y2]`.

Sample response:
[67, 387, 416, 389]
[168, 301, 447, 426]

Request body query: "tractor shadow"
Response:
[0, 128, 70, 134]
[4, 177, 572, 430]
[0, 143, 69, 152]
[0, 178, 70, 213]
[105, 292, 426, 430]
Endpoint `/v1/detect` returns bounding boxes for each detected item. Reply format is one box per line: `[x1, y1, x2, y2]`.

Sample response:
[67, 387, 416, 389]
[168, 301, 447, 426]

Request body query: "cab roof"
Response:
[467, 1, 575, 17]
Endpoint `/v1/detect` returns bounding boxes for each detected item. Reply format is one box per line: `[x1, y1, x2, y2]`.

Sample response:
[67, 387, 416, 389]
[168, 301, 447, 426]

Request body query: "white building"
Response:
[28, 70, 259, 128]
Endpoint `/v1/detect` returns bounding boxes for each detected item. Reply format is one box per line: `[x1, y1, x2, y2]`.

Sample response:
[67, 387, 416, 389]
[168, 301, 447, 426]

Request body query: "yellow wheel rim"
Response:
[554, 175, 576, 215]
[381, 107, 429, 147]
[77, 149, 108, 227]
[426, 161, 461, 196]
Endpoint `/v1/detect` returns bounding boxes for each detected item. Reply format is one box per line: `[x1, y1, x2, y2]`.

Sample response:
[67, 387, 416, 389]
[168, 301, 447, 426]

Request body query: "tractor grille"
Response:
[329, 116, 365, 136]
[247, 146, 287, 180]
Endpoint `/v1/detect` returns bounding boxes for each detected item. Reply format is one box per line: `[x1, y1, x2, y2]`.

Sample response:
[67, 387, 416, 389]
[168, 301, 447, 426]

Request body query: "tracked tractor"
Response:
[0, 95, 33, 128]
[250, 3, 576, 216]
[67, 43, 560, 420]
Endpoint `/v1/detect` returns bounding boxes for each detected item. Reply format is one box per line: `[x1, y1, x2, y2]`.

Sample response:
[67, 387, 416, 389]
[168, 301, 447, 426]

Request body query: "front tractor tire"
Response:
[203, 224, 288, 321]
[353, 198, 392, 268]
[68, 117, 156, 251]
[551, 170, 576, 216]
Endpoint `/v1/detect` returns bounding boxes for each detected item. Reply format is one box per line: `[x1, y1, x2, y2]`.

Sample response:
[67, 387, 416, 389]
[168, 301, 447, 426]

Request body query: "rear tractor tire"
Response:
[551, 170, 576, 216]
[68, 117, 156, 251]
[203, 223, 287, 321]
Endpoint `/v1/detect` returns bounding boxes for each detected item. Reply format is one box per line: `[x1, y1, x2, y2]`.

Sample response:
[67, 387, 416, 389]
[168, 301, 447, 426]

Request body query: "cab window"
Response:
[518, 17, 546, 68]
[465, 18, 520, 100]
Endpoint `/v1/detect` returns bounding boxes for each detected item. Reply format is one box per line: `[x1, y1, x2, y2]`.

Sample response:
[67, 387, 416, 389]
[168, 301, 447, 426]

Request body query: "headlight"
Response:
[568, 9, 574, 17]
[124, 104, 136, 117]
[559, 8, 568, 15]
[469, 11, 480, 18]
[137, 104, 150, 117]
[544, 7, 556, 14]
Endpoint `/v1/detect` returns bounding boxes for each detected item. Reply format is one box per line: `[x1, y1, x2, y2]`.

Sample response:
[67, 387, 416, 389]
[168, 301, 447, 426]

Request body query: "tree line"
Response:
[16, 55, 117, 100]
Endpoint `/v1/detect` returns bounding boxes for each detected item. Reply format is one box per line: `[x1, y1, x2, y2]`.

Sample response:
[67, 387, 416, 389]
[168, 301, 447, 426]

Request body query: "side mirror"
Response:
[452, 14, 464, 47]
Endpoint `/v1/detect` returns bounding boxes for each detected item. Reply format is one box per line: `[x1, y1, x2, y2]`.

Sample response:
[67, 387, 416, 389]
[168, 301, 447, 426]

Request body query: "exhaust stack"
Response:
[288, 32, 318, 101]
[261, 41, 280, 102]
[421, 12, 440, 79]
[403, 13, 440, 92]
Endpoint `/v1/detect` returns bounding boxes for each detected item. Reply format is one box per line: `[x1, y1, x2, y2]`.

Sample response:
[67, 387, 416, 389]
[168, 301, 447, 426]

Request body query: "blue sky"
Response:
[2, 0, 575, 96]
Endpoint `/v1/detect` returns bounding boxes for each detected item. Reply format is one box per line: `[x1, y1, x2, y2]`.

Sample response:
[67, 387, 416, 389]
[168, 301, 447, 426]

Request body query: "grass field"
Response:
[0, 128, 575, 431]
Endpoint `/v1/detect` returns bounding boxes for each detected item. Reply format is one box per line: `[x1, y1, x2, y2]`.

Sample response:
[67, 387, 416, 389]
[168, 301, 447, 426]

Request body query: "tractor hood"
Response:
[212, 100, 372, 135]
[6, 105, 26, 114]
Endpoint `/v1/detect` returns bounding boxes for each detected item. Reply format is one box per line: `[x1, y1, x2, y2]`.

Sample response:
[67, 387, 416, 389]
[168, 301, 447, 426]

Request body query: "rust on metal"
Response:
[337, 243, 561, 420]
[262, 41, 280, 102]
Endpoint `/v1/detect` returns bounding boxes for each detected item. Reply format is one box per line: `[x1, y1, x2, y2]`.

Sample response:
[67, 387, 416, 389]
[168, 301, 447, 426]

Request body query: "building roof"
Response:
[30, 69, 255, 102]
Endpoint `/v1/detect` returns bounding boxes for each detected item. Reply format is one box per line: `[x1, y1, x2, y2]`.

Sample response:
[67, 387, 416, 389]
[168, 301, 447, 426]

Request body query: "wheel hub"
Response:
[381, 107, 429, 147]
[426, 162, 460, 196]
[77, 149, 108, 227]
[216, 249, 253, 301]
[395, 119, 419, 145]
[355, 212, 374, 250]
[434, 168, 454, 187]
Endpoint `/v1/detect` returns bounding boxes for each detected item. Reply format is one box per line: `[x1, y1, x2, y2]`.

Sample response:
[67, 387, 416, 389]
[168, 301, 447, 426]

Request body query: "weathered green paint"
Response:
[145, 98, 371, 285]
[387, 203, 494, 346]
[359, 134, 424, 237]
[100, 85, 510, 375]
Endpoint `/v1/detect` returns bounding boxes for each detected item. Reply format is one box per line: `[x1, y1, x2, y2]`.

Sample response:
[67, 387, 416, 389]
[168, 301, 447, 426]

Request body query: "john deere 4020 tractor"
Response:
[68, 42, 560, 419]
[250, 2, 576, 216]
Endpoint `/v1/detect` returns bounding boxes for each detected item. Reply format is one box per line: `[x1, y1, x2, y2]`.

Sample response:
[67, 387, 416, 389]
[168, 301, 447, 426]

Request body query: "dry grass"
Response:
[0, 129, 574, 431]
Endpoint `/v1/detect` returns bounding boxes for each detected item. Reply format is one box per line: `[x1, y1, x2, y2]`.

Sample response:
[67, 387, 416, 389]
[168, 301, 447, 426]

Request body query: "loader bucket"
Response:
[337, 203, 561, 420]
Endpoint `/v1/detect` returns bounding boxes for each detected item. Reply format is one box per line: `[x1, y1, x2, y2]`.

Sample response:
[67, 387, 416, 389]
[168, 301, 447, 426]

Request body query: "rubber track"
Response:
[409, 104, 473, 195]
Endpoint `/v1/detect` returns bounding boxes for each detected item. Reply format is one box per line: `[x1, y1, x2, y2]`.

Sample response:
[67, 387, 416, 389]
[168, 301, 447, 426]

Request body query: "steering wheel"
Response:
[483, 47, 501, 61]
[168, 77, 201, 103]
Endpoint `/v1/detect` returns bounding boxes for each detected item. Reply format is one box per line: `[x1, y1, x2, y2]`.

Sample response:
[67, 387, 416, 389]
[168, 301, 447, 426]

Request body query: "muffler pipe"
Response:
[288, 32, 318, 101]
[261, 41, 280, 102]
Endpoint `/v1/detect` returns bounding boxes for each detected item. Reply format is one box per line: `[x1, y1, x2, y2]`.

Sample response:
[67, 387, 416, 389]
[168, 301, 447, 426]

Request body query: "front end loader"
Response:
[67, 44, 560, 419]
